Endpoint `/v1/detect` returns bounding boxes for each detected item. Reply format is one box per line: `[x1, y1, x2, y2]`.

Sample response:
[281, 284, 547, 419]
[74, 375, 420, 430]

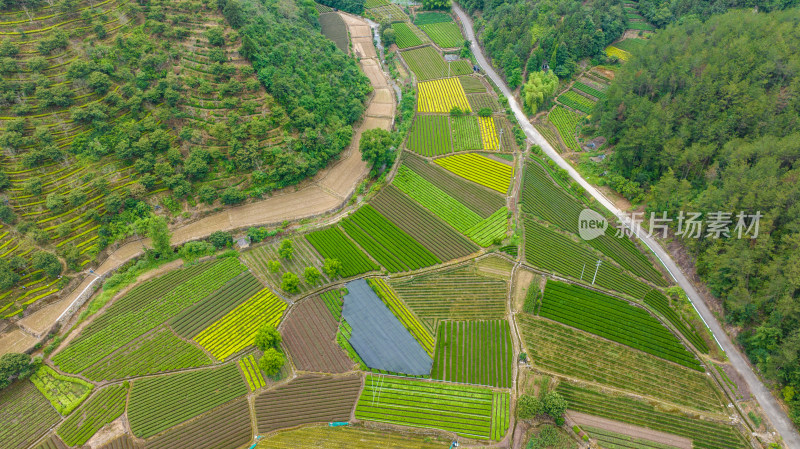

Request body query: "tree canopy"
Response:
[522, 70, 558, 114]
[360, 128, 395, 173]
[595, 8, 800, 426]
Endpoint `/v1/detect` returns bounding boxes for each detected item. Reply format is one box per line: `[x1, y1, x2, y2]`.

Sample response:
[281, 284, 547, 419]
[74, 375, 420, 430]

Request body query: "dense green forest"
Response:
[315, 0, 365, 14]
[596, 9, 800, 424]
[637, 0, 800, 27]
[223, 0, 371, 186]
[462, 0, 626, 85]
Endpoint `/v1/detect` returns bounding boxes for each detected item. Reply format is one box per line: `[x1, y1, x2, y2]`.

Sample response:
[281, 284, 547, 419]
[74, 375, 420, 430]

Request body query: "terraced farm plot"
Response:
[392, 165, 482, 233]
[390, 265, 507, 328]
[391, 22, 427, 48]
[523, 218, 652, 299]
[558, 90, 596, 114]
[369, 278, 435, 355]
[402, 46, 471, 81]
[355, 376, 509, 440]
[371, 185, 478, 261]
[170, 271, 264, 338]
[254, 374, 362, 432]
[82, 326, 211, 381]
[606, 45, 632, 61]
[431, 320, 512, 388]
[194, 288, 287, 361]
[0, 381, 61, 449]
[628, 21, 655, 31]
[522, 160, 667, 285]
[583, 426, 682, 449]
[241, 237, 330, 296]
[557, 383, 749, 449]
[418, 21, 464, 48]
[406, 115, 452, 156]
[305, 227, 379, 278]
[128, 364, 247, 439]
[30, 365, 93, 415]
[467, 93, 500, 111]
[282, 295, 353, 373]
[613, 38, 649, 54]
[94, 435, 140, 449]
[478, 116, 499, 150]
[403, 153, 506, 217]
[53, 258, 247, 373]
[464, 207, 509, 246]
[320, 12, 349, 52]
[364, 0, 389, 7]
[435, 153, 513, 193]
[33, 435, 67, 449]
[367, 3, 409, 22]
[517, 315, 723, 412]
[414, 11, 453, 24]
[458, 75, 487, 93]
[258, 425, 452, 448]
[145, 398, 252, 449]
[450, 115, 482, 151]
[239, 354, 266, 391]
[541, 281, 701, 370]
[343, 279, 433, 375]
[644, 289, 709, 353]
[548, 105, 583, 152]
[495, 117, 518, 152]
[321, 288, 345, 321]
[573, 81, 607, 100]
[341, 205, 441, 272]
[57, 383, 128, 446]
[535, 122, 563, 152]
[417, 77, 471, 113]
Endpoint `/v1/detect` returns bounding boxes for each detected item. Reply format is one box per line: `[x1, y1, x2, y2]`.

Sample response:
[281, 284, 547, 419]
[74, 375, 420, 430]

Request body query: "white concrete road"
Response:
[452, 3, 800, 447]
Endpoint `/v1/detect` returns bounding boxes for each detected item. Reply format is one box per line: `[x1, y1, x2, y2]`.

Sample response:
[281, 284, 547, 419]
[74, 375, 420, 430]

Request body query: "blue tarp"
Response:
[342, 279, 432, 375]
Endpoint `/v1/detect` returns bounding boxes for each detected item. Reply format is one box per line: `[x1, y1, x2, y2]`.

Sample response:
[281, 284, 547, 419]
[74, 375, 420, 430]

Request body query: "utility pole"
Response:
[592, 260, 602, 285]
[580, 263, 586, 281]
[498, 128, 503, 150]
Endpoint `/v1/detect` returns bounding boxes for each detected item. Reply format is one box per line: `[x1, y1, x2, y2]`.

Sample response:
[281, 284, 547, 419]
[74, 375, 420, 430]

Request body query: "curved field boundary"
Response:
[128, 364, 247, 439]
[57, 383, 128, 446]
[434, 153, 513, 193]
[282, 295, 353, 373]
[517, 314, 723, 412]
[253, 373, 362, 433]
[193, 287, 287, 361]
[370, 185, 478, 261]
[0, 380, 61, 449]
[540, 280, 701, 370]
[144, 398, 252, 449]
[368, 278, 435, 355]
[80, 326, 211, 381]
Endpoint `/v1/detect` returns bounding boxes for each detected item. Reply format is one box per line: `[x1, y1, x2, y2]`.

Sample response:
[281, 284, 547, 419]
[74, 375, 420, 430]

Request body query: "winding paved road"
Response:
[452, 3, 800, 446]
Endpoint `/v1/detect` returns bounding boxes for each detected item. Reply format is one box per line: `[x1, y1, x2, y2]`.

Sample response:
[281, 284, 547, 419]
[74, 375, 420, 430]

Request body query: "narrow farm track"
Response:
[452, 3, 800, 446]
[0, 13, 396, 354]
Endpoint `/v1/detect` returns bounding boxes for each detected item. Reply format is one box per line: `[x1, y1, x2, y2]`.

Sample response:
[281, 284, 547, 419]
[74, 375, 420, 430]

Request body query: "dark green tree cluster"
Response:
[462, 0, 626, 84]
[518, 391, 568, 425]
[224, 0, 371, 188]
[637, 0, 800, 28]
[254, 323, 285, 376]
[595, 9, 800, 425]
[0, 353, 39, 390]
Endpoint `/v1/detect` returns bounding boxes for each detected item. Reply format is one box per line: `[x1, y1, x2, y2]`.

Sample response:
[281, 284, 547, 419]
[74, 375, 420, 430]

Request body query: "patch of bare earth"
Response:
[569, 411, 692, 449]
[511, 269, 535, 313]
[0, 330, 38, 357]
[85, 417, 127, 449]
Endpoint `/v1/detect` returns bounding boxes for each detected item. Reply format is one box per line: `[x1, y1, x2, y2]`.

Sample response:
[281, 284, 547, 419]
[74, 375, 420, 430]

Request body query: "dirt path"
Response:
[569, 411, 692, 449]
[0, 13, 394, 357]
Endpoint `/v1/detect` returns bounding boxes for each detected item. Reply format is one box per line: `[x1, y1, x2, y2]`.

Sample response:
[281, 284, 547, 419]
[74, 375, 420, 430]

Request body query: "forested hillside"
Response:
[0, 0, 368, 318]
[595, 9, 800, 425]
[462, 0, 627, 85]
[637, 0, 800, 27]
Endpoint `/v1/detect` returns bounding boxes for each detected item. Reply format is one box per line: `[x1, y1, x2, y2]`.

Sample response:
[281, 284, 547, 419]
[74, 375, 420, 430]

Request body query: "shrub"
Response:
[208, 231, 233, 249]
[254, 324, 282, 351]
[267, 260, 281, 273]
[198, 185, 218, 204]
[517, 394, 542, 419]
[179, 241, 214, 262]
[303, 266, 321, 285]
[258, 348, 284, 376]
[220, 186, 246, 205]
[281, 271, 300, 293]
[322, 258, 343, 279]
[32, 252, 62, 278]
[278, 239, 293, 260]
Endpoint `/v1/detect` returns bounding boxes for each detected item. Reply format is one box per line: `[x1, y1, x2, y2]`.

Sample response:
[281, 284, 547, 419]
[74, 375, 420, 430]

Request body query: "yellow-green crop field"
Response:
[194, 288, 287, 360]
[478, 116, 499, 150]
[417, 78, 471, 113]
[435, 153, 513, 193]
